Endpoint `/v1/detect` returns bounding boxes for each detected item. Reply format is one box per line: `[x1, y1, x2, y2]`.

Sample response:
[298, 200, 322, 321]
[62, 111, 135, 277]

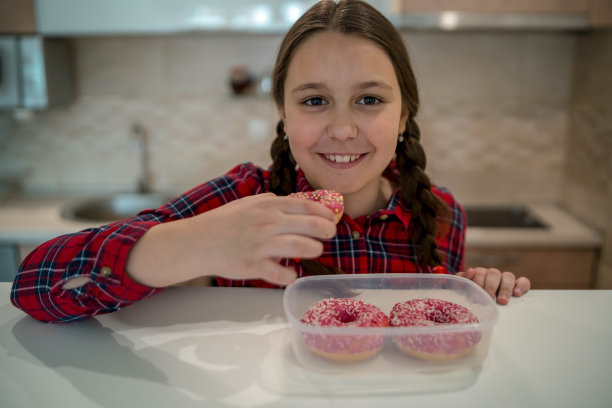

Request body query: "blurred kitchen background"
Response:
[0, 0, 610, 288]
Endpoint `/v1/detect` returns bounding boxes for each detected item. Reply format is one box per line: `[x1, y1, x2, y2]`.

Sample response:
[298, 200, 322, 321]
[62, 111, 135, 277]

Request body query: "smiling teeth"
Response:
[325, 154, 361, 163]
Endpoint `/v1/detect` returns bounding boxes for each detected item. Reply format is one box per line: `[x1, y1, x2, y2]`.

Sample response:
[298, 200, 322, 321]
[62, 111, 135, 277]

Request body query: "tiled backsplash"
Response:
[0, 32, 576, 202]
[0, 94, 279, 194]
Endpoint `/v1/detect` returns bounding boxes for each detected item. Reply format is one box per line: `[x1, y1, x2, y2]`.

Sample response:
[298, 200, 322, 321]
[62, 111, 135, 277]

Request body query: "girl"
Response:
[11, 0, 530, 323]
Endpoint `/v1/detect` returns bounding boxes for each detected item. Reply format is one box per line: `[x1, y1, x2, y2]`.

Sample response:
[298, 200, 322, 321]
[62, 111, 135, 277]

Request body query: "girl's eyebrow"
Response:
[291, 81, 393, 93]
[356, 81, 393, 90]
[291, 82, 327, 93]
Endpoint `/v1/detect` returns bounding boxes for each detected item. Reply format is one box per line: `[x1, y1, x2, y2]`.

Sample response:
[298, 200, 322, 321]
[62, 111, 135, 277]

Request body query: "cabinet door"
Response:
[399, 0, 612, 26]
[0, 244, 18, 282]
[0, 0, 36, 34]
[591, 0, 612, 26]
[399, 0, 590, 13]
[465, 247, 597, 289]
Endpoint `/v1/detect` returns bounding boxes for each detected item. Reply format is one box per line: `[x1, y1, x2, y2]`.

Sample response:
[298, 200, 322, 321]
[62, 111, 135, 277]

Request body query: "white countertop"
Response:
[1, 284, 611, 408]
[0, 195, 97, 245]
[0, 194, 602, 248]
[465, 202, 601, 248]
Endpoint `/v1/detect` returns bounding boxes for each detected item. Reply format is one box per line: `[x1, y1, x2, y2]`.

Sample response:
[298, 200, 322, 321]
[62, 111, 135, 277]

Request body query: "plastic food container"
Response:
[283, 273, 499, 375]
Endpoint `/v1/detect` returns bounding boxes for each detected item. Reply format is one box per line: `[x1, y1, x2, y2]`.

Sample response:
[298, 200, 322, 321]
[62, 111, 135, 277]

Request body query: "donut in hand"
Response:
[301, 298, 389, 362]
[390, 298, 481, 361]
[289, 190, 344, 223]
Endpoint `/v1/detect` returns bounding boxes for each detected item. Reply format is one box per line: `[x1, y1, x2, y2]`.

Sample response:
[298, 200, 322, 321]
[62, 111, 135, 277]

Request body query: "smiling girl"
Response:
[12, 0, 529, 323]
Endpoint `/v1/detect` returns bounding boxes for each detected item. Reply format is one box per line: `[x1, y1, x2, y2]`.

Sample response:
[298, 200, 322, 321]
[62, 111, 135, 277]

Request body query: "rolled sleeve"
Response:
[12, 220, 164, 323]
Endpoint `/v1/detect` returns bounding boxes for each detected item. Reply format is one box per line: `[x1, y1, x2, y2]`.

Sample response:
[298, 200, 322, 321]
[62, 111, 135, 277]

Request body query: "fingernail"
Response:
[513, 287, 522, 296]
[498, 294, 509, 305]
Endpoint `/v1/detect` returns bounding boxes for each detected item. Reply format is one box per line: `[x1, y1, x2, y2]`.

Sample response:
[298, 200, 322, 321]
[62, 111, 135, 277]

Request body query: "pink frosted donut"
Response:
[301, 298, 389, 362]
[390, 298, 481, 361]
[289, 190, 344, 223]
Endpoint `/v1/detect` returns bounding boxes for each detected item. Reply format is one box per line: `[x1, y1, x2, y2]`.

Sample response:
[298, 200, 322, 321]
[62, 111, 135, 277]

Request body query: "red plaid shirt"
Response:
[12, 162, 466, 323]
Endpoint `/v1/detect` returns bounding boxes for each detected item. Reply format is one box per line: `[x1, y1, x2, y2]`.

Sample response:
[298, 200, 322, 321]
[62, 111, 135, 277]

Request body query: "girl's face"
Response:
[281, 31, 407, 206]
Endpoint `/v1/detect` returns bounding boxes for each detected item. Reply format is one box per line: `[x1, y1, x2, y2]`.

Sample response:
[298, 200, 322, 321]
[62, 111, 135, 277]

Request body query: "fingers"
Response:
[465, 267, 488, 294]
[262, 235, 325, 260]
[482, 268, 502, 301]
[181, 194, 338, 286]
[496, 272, 516, 305]
[456, 268, 474, 280]
[460, 267, 530, 305]
[251, 195, 337, 240]
[258, 263, 298, 286]
[513, 276, 531, 297]
[280, 196, 338, 224]
[276, 213, 337, 240]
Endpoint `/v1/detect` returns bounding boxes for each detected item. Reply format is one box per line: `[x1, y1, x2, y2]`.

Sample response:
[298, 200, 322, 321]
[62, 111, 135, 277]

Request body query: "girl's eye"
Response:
[357, 96, 381, 105]
[304, 97, 327, 106]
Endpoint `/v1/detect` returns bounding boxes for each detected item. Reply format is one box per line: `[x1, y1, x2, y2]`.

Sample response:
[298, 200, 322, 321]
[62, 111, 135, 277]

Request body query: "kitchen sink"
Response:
[464, 206, 548, 229]
[61, 193, 174, 223]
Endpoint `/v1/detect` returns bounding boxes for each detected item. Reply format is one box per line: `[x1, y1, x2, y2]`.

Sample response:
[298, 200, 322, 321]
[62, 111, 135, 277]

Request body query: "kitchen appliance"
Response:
[0, 35, 74, 110]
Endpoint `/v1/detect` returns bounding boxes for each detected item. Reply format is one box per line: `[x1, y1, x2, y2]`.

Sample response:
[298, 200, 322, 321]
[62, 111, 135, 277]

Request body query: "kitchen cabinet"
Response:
[464, 246, 599, 289]
[590, 0, 612, 26]
[0, 244, 19, 282]
[32, 0, 611, 35]
[399, 0, 591, 13]
[34, 0, 314, 35]
[0, 243, 39, 282]
[399, 0, 612, 27]
[0, 0, 36, 34]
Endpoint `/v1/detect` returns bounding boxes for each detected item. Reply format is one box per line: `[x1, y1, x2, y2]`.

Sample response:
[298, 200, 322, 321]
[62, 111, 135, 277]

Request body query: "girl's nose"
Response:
[327, 110, 357, 141]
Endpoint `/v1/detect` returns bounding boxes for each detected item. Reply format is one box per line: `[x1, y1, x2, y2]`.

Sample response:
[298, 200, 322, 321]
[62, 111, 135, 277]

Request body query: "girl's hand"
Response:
[127, 193, 337, 287]
[456, 267, 531, 305]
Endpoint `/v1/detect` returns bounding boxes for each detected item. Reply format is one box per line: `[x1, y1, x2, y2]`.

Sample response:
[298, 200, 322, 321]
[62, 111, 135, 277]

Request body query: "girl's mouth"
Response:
[320, 153, 366, 167]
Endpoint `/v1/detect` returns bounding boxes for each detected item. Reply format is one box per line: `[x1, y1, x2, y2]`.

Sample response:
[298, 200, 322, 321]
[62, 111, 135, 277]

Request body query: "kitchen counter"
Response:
[1, 284, 611, 407]
[465, 202, 601, 248]
[0, 194, 602, 248]
[0, 194, 103, 245]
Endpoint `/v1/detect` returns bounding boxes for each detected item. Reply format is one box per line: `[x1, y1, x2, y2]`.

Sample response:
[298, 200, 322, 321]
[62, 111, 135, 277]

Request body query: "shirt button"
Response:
[351, 231, 361, 239]
[100, 266, 112, 278]
[379, 214, 389, 220]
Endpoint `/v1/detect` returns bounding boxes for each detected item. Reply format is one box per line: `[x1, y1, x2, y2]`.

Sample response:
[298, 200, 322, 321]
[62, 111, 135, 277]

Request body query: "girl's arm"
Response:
[126, 193, 336, 288]
[11, 163, 336, 323]
[11, 218, 164, 323]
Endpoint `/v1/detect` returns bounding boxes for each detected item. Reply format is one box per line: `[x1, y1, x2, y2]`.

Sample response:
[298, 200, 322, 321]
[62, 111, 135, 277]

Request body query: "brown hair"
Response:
[269, 0, 448, 268]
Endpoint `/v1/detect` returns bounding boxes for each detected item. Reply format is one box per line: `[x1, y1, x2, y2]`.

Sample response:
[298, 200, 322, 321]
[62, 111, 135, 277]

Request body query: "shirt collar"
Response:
[382, 190, 412, 230]
[295, 168, 313, 193]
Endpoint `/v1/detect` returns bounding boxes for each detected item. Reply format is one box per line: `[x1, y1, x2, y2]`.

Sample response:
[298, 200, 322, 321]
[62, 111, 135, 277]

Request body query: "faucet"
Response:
[130, 122, 153, 194]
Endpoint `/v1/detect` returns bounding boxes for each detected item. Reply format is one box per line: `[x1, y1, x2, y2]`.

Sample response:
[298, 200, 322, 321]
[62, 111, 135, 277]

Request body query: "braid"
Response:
[269, 120, 297, 196]
[396, 115, 449, 267]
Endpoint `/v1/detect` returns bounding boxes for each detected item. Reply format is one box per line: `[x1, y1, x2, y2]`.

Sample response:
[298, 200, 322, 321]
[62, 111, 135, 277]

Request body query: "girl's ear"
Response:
[399, 109, 409, 135]
[278, 107, 288, 133]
